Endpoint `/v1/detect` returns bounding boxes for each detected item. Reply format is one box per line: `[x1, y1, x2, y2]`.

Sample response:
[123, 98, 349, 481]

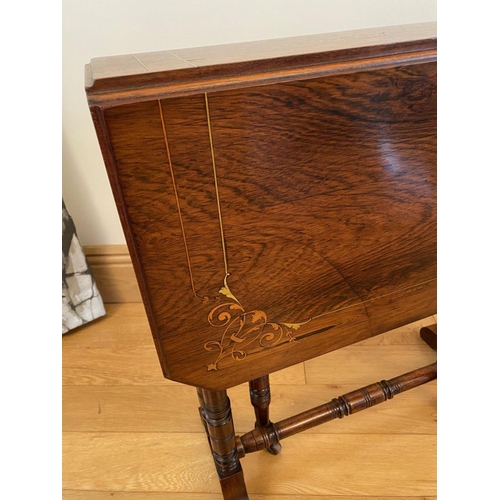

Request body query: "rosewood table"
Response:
[86, 22, 437, 499]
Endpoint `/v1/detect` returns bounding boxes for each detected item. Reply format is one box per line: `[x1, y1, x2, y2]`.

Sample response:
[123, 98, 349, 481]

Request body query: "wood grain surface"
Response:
[86, 23, 436, 104]
[64, 494, 435, 500]
[87, 26, 436, 390]
[63, 432, 435, 496]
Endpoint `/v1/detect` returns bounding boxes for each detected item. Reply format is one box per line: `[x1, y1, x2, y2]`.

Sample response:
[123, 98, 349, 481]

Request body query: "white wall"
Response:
[62, 0, 436, 245]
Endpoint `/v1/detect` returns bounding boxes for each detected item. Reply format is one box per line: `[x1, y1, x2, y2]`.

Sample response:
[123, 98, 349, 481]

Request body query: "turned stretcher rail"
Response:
[237, 362, 437, 456]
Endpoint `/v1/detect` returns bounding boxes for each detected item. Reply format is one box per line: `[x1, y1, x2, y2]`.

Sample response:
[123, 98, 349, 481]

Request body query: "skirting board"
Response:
[84, 244, 141, 303]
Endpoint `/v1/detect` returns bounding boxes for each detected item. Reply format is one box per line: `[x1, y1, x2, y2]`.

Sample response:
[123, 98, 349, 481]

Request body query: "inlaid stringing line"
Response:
[205, 93, 229, 276]
[157, 99, 199, 298]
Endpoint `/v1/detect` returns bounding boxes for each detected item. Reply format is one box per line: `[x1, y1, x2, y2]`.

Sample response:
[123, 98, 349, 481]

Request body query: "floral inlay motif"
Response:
[204, 275, 308, 371]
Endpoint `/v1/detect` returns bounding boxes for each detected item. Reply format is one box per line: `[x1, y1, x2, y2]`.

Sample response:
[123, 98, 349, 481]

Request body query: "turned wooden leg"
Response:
[420, 323, 437, 350]
[197, 388, 211, 445]
[249, 375, 281, 455]
[198, 388, 249, 500]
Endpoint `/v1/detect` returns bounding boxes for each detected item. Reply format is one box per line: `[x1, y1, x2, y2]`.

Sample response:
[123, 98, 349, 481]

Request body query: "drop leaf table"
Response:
[86, 22, 437, 499]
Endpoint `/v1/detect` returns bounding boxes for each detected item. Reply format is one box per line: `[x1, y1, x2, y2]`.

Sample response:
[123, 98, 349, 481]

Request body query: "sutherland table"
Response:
[86, 22, 437, 500]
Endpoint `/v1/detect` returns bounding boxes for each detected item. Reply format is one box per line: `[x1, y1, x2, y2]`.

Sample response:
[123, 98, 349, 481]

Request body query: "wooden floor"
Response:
[63, 303, 437, 500]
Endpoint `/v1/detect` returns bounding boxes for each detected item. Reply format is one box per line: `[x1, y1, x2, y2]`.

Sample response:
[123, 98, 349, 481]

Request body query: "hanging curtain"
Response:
[62, 200, 105, 333]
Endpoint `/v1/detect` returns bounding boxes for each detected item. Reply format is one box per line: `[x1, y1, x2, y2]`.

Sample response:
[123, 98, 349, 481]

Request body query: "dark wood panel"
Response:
[103, 101, 196, 376]
[159, 96, 226, 297]
[88, 31, 436, 390]
[209, 64, 436, 312]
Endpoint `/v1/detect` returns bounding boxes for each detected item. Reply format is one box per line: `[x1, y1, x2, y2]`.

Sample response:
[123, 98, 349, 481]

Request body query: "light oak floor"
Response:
[63, 303, 437, 500]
